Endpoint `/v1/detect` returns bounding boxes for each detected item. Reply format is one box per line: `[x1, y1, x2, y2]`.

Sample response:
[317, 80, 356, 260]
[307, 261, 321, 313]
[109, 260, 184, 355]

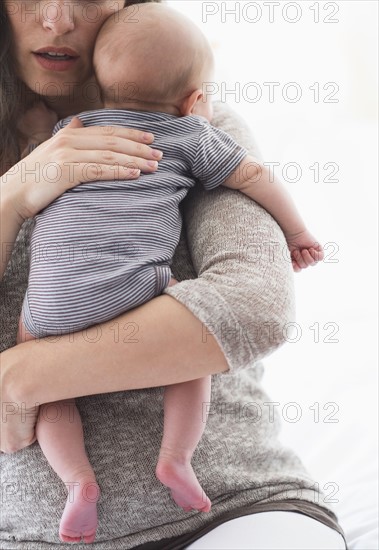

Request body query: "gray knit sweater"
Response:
[0, 102, 343, 549]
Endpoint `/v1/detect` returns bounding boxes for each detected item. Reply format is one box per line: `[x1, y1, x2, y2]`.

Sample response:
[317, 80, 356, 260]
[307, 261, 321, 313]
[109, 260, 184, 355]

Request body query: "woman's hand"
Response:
[0, 347, 39, 454]
[3, 116, 163, 221]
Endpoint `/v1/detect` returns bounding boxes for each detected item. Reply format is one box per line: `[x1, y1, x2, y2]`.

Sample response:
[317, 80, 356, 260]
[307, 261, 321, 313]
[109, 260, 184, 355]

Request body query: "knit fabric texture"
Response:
[0, 102, 341, 548]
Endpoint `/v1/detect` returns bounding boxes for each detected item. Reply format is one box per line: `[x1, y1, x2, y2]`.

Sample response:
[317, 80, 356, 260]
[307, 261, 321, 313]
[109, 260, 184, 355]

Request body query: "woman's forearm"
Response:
[3, 294, 229, 409]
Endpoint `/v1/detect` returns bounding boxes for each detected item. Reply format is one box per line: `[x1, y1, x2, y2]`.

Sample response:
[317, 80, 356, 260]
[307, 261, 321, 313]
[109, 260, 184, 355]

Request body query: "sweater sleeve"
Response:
[163, 101, 295, 375]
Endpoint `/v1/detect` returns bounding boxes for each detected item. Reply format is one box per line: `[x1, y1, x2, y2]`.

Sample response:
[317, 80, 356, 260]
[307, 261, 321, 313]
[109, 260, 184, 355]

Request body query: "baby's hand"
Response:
[285, 229, 324, 272]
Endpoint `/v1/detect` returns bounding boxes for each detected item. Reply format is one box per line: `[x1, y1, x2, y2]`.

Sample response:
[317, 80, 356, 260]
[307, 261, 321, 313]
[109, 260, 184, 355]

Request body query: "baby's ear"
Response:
[179, 89, 203, 117]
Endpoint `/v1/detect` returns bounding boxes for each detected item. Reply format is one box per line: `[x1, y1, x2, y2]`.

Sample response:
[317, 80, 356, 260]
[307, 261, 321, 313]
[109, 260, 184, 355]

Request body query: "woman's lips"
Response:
[32, 47, 80, 72]
[33, 52, 79, 72]
[34, 46, 79, 56]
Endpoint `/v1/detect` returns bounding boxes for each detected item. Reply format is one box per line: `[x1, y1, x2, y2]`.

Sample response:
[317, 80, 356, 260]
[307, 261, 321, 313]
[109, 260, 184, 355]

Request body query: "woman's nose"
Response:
[41, 1, 75, 35]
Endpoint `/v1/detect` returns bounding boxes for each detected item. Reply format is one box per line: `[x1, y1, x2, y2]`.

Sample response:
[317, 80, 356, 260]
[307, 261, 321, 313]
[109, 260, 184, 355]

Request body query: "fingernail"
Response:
[147, 160, 158, 169]
[152, 149, 163, 159]
[143, 132, 154, 142]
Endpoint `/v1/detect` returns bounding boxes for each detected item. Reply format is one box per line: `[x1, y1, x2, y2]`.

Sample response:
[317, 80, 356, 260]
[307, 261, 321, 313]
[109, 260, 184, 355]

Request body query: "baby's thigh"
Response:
[16, 316, 36, 345]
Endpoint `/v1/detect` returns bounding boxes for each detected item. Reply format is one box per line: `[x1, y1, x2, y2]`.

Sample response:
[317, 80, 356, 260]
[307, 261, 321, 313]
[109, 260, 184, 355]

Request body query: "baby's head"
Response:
[93, 3, 215, 120]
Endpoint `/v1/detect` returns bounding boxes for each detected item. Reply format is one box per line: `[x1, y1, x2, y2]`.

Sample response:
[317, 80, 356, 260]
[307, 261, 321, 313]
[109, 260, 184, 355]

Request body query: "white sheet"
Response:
[264, 314, 378, 550]
[261, 118, 378, 550]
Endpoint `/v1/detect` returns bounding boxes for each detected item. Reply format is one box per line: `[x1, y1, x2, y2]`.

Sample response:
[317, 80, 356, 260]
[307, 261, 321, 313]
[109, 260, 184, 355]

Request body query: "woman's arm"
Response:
[1, 102, 294, 433]
[2, 294, 228, 410]
[164, 101, 295, 373]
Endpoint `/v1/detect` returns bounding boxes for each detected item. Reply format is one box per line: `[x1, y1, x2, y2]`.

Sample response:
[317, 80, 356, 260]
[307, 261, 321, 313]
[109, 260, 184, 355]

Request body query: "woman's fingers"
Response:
[94, 124, 154, 145]
[67, 164, 141, 185]
[69, 133, 161, 160]
[54, 126, 163, 169]
[9, 121, 162, 220]
[66, 135, 162, 167]
[59, 120, 155, 146]
[61, 147, 159, 174]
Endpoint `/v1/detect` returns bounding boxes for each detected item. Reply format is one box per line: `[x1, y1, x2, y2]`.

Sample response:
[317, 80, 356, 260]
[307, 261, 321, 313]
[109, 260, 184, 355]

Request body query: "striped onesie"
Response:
[21, 109, 247, 338]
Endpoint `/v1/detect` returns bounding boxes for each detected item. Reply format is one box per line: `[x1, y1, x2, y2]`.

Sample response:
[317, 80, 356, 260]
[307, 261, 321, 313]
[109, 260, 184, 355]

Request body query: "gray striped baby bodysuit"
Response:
[21, 109, 247, 337]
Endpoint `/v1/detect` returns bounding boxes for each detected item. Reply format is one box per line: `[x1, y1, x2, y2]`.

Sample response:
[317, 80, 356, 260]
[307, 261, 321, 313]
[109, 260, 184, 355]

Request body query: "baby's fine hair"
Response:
[94, 3, 214, 106]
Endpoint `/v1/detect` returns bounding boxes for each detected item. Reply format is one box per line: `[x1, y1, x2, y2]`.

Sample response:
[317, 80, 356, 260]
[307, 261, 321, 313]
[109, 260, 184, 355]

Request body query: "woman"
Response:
[0, 0, 347, 548]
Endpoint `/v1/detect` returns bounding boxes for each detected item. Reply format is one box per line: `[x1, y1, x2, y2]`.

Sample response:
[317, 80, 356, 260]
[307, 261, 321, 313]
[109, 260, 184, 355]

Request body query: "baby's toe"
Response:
[60, 533, 82, 543]
[83, 531, 97, 544]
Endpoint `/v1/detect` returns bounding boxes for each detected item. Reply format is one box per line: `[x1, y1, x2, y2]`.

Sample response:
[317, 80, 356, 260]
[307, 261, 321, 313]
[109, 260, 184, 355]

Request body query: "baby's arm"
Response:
[223, 155, 324, 271]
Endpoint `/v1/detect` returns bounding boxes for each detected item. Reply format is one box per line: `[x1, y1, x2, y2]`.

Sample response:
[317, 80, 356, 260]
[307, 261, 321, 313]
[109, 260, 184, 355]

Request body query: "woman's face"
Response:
[5, 0, 124, 97]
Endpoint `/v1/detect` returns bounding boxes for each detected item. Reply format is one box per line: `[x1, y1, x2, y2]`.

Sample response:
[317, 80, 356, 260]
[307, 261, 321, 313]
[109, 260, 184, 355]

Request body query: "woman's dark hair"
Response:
[0, 2, 26, 171]
[0, 0, 162, 173]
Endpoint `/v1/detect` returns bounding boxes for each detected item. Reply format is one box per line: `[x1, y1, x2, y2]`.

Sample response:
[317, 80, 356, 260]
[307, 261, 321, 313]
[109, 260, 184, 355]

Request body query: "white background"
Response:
[168, 1, 378, 547]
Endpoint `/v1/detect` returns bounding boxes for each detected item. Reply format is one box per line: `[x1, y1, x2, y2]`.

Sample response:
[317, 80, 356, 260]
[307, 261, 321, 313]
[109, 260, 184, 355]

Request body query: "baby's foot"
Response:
[155, 449, 212, 513]
[59, 473, 100, 544]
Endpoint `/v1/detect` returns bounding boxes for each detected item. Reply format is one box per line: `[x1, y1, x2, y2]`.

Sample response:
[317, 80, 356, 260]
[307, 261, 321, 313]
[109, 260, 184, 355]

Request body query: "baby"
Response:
[17, 2, 324, 544]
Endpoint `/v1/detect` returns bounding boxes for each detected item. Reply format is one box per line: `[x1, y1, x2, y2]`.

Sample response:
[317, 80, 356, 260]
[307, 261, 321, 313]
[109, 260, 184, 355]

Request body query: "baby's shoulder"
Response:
[169, 114, 210, 132]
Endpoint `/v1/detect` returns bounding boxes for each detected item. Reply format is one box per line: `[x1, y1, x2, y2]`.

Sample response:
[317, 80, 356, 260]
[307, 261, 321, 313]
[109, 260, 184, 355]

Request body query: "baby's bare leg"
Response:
[156, 276, 212, 512]
[155, 375, 212, 513]
[36, 399, 100, 544]
[16, 317, 99, 543]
